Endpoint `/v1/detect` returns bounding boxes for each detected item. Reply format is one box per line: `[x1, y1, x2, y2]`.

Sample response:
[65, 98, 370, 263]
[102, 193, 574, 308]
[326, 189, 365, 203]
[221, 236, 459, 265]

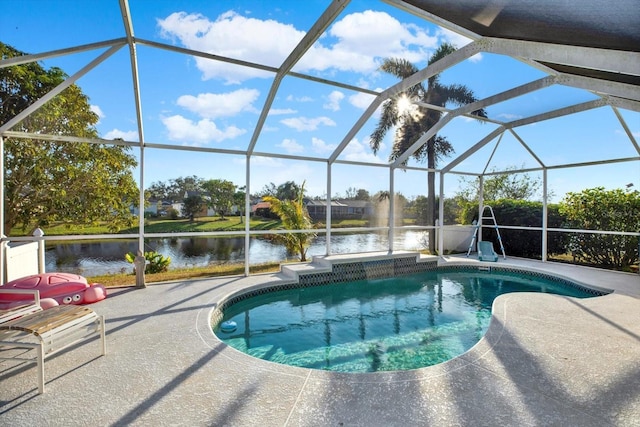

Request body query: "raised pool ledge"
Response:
[280, 250, 438, 283]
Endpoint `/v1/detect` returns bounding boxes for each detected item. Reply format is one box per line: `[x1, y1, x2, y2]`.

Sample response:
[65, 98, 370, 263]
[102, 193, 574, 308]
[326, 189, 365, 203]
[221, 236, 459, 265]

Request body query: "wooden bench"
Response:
[0, 304, 106, 394]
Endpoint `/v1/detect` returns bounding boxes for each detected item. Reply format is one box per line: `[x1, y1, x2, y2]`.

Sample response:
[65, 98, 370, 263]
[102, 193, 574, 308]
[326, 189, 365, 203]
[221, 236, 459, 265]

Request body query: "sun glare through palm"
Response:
[396, 95, 414, 116]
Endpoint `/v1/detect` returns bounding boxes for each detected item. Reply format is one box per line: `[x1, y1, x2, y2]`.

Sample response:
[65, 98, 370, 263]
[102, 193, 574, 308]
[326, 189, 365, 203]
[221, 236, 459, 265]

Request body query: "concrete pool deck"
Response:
[1, 255, 639, 426]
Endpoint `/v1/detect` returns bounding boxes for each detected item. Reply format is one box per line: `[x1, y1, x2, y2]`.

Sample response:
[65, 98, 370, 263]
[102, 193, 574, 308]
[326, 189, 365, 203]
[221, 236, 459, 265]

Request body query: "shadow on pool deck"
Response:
[0, 257, 638, 426]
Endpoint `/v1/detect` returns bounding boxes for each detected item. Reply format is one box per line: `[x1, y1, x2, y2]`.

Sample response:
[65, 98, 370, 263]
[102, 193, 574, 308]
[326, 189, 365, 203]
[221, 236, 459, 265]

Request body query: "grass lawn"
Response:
[11, 216, 281, 236]
[11, 216, 377, 236]
[127, 217, 280, 233]
[89, 261, 282, 287]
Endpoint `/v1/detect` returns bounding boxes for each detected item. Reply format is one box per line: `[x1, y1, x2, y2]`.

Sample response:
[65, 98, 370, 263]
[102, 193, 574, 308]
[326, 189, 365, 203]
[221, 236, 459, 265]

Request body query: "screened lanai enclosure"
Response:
[1, 0, 638, 280]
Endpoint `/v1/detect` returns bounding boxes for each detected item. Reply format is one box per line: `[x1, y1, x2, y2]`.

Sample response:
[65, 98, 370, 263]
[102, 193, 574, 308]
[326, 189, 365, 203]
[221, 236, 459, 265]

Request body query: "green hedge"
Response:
[460, 199, 565, 258]
[559, 187, 639, 270]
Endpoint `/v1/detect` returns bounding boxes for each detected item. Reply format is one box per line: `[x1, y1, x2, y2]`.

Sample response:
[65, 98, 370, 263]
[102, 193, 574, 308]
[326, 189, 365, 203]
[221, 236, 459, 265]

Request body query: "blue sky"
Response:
[2, 0, 638, 202]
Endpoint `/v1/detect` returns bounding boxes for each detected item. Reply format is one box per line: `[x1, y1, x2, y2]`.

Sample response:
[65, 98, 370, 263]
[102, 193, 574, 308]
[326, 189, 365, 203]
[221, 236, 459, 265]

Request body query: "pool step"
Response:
[279, 252, 439, 284]
[279, 262, 332, 281]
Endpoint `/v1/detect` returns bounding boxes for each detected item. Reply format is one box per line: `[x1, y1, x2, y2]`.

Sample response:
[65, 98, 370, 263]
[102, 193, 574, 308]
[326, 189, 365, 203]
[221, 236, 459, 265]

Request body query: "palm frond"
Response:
[262, 181, 316, 261]
[375, 43, 485, 166]
[370, 99, 399, 153]
[379, 57, 419, 79]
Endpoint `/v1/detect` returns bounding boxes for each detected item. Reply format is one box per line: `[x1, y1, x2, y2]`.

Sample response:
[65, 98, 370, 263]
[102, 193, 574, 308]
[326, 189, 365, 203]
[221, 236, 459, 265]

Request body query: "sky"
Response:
[2, 0, 638, 202]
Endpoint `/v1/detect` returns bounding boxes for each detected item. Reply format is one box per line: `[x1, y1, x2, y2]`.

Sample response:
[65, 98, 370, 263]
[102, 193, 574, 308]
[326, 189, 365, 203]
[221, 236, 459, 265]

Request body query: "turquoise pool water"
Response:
[214, 269, 600, 373]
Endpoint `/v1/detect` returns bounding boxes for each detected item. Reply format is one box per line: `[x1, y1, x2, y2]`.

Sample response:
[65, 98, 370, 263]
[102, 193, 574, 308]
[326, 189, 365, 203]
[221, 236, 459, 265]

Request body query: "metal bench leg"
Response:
[37, 345, 45, 394]
[100, 315, 107, 355]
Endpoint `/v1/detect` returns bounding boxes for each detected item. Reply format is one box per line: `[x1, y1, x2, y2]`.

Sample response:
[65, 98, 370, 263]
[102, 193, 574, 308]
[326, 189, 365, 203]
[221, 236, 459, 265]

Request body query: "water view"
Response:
[45, 230, 428, 276]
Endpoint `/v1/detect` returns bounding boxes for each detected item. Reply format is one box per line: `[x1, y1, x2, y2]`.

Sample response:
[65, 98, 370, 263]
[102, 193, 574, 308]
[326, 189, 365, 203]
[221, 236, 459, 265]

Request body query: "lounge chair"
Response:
[0, 302, 106, 394]
[478, 241, 499, 262]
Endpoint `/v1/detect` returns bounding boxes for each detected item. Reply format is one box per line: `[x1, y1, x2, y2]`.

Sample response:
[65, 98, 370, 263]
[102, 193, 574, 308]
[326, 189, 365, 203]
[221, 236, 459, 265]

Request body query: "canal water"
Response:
[45, 230, 429, 276]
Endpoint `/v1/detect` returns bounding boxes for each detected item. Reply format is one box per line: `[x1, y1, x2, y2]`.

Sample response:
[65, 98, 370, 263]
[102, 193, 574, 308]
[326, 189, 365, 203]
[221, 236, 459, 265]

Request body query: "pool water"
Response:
[215, 269, 598, 373]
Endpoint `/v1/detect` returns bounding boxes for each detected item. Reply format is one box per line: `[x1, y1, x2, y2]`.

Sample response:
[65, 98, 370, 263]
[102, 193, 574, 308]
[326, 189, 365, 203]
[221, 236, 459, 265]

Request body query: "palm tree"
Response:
[370, 43, 487, 252]
[263, 181, 316, 262]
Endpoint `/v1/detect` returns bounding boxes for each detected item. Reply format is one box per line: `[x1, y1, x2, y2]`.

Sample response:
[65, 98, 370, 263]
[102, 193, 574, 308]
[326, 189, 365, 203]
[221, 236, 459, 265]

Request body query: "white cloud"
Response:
[469, 53, 483, 63]
[91, 105, 105, 121]
[268, 108, 297, 115]
[349, 92, 377, 110]
[311, 137, 337, 154]
[232, 156, 282, 168]
[280, 116, 336, 131]
[176, 89, 260, 119]
[615, 128, 640, 138]
[296, 10, 437, 74]
[437, 28, 472, 50]
[103, 129, 138, 141]
[158, 11, 304, 84]
[277, 138, 304, 153]
[162, 115, 246, 145]
[286, 94, 313, 102]
[323, 90, 344, 111]
[341, 137, 385, 163]
[497, 112, 523, 121]
[157, 10, 439, 83]
[437, 28, 483, 62]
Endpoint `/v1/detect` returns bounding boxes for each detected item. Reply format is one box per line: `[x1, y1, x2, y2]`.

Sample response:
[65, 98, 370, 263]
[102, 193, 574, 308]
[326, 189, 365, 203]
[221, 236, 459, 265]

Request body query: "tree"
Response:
[255, 182, 277, 198]
[276, 181, 302, 201]
[181, 194, 204, 221]
[171, 176, 203, 199]
[411, 195, 458, 226]
[559, 187, 639, 271]
[343, 187, 370, 200]
[457, 166, 547, 202]
[375, 190, 390, 202]
[234, 185, 246, 223]
[369, 43, 487, 252]
[262, 181, 316, 261]
[355, 189, 370, 201]
[146, 181, 170, 201]
[345, 187, 358, 199]
[147, 176, 204, 203]
[1, 42, 139, 233]
[413, 196, 429, 225]
[256, 181, 303, 201]
[202, 179, 236, 219]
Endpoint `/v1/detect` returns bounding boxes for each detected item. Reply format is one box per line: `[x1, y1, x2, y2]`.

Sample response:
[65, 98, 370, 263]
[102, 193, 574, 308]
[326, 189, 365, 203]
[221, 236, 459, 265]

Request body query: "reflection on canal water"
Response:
[45, 230, 427, 276]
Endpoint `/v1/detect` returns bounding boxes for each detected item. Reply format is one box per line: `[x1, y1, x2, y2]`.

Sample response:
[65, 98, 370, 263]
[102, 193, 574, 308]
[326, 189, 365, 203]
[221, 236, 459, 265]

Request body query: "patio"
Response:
[1, 257, 638, 426]
[0, 2, 638, 424]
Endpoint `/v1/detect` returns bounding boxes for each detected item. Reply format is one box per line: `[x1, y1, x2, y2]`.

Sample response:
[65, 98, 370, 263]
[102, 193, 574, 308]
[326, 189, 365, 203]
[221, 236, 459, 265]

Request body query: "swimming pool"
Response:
[214, 268, 604, 373]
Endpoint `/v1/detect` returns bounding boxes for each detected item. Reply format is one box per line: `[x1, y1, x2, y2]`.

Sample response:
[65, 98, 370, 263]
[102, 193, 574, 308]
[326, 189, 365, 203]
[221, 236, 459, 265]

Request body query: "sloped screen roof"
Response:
[403, 0, 640, 52]
[1, 0, 638, 201]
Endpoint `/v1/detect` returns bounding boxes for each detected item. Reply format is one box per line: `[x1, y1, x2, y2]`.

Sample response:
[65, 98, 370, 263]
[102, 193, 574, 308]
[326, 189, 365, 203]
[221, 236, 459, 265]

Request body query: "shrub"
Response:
[125, 251, 171, 274]
[167, 208, 179, 220]
[559, 187, 639, 271]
